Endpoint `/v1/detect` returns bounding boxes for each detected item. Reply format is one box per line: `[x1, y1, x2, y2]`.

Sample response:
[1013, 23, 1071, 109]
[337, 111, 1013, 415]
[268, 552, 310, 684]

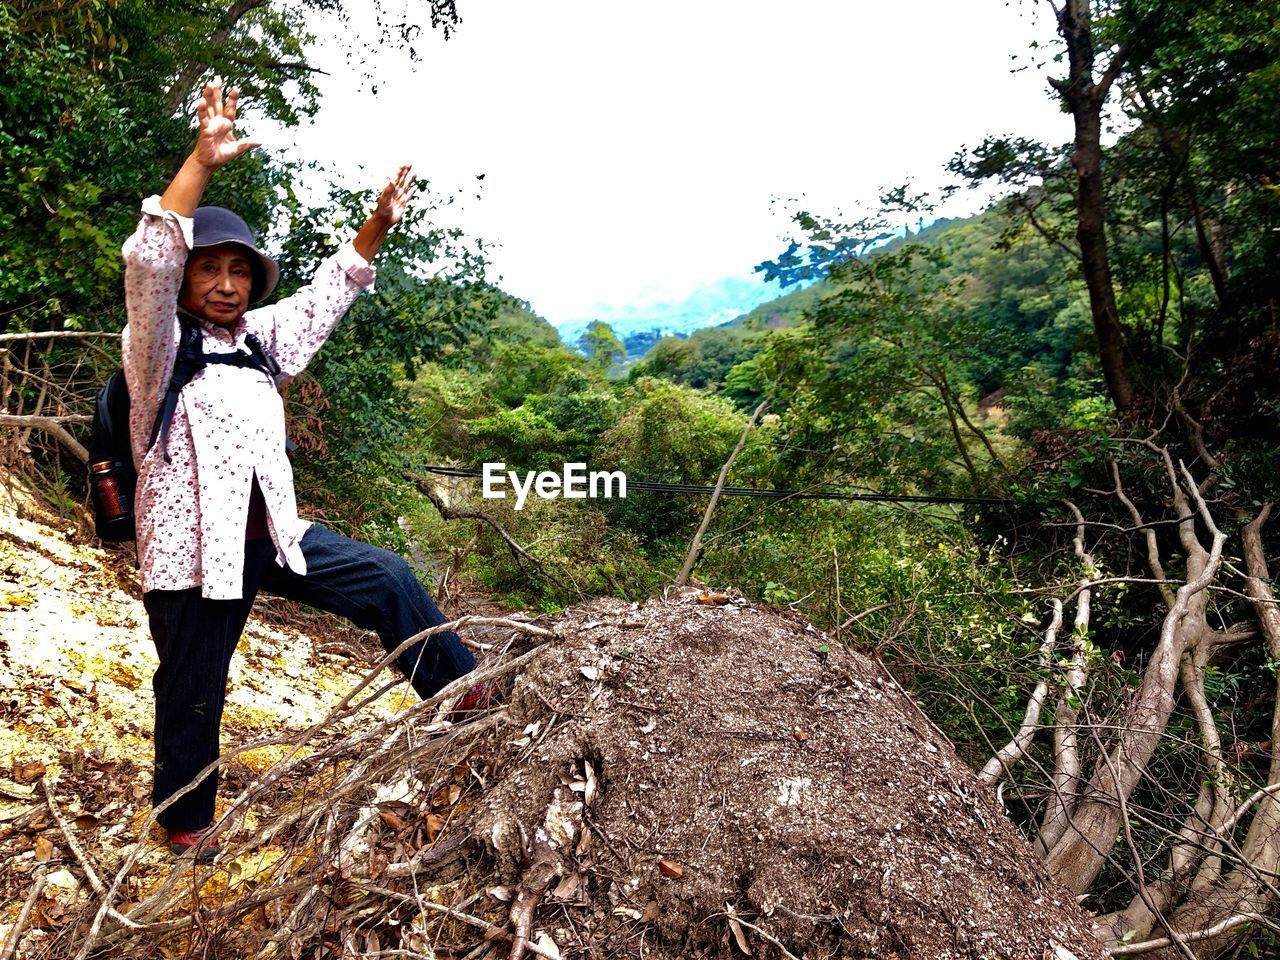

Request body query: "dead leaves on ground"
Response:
[11, 758, 46, 784]
[374, 756, 486, 861]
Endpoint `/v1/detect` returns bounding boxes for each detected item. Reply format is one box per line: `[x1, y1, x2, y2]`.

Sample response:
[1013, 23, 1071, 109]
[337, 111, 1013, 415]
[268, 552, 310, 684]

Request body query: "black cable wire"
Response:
[416, 463, 1012, 506]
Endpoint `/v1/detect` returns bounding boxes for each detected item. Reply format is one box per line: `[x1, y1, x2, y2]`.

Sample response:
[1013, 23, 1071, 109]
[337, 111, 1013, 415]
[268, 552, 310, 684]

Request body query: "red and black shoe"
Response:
[448, 677, 511, 722]
[167, 826, 219, 862]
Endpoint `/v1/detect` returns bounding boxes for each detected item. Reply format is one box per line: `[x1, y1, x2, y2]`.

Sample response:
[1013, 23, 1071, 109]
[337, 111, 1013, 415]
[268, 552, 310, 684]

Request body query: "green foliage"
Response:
[594, 379, 747, 540]
[581, 319, 626, 372]
[280, 184, 496, 492]
[631, 323, 760, 394]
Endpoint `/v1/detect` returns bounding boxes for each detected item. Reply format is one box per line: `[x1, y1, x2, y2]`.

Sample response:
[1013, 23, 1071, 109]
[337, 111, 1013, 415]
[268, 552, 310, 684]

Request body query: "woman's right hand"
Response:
[191, 78, 260, 169]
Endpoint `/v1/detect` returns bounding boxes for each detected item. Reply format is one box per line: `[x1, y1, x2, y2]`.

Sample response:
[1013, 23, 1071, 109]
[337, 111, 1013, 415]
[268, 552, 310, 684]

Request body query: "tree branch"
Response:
[0, 331, 121, 343]
[0, 414, 89, 464]
[1109, 912, 1280, 956]
[676, 398, 769, 586]
[980, 598, 1061, 786]
[405, 470, 565, 590]
[1037, 502, 1093, 853]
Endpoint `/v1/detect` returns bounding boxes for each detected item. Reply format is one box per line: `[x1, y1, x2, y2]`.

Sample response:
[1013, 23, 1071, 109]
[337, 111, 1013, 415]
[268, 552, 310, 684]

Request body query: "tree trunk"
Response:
[1043, 455, 1226, 893]
[1052, 0, 1137, 414]
[1187, 192, 1233, 317]
[162, 0, 268, 116]
[1149, 507, 1280, 958]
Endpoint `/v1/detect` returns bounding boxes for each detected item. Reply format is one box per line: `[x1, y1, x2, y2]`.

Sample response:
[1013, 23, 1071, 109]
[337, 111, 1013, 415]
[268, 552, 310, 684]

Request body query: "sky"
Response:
[261, 0, 1074, 332]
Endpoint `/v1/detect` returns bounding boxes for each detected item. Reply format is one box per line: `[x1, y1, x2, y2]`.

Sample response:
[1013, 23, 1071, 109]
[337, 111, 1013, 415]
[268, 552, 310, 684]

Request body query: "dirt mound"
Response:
[472, 595, 1104, 960]
[0, 497, 1103, 960]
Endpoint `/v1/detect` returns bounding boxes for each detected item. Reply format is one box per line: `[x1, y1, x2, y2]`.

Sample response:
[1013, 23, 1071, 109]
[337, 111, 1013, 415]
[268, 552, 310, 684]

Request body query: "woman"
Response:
[123, 79, 478, 859]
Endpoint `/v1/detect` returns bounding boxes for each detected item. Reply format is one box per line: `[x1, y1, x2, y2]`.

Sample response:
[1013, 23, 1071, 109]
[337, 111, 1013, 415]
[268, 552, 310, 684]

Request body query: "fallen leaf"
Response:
[532, 932, 561, 959]
[551, 871, 579, 900]
[0, 778, 35, 800]
[13, 760, 46, 784]
[3, 590, 34, 609]
[642, 900, 660, 922]
[580, 665, 600, 682]
[612, 906, 643, 921]
[725, 903, 752, 956]
[34, 835, 54, 862]
[74, 814, 98, 830]
[657, 858, 684, 879]
[62, 672, 95, 694]
[425, 813, 447, 841]
[431, 784, 461, 808]
[377, 810, 407, 832]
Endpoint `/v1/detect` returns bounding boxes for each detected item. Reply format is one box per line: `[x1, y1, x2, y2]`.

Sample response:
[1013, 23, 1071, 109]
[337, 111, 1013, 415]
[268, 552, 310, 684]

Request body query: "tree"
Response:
[581, 319, 625, 372]
[1047, 0, 1141, 414]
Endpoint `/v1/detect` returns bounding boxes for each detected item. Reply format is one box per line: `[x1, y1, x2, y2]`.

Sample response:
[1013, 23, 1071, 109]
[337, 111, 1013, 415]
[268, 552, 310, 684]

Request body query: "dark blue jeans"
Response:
[142, 524, 474, 831]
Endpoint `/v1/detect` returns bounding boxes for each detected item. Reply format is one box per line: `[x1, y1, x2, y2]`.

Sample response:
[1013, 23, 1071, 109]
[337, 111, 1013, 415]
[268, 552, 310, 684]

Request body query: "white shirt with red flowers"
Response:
[121, 195, 376, 600]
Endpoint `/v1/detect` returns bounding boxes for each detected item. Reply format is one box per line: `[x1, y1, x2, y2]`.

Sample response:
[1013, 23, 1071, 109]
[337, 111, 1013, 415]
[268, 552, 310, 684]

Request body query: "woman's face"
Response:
[179, 243, 254, 327]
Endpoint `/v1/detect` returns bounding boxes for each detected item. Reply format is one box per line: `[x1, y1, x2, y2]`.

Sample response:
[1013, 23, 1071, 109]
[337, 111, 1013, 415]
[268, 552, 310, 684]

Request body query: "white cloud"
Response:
[256, 0, 1072, 327]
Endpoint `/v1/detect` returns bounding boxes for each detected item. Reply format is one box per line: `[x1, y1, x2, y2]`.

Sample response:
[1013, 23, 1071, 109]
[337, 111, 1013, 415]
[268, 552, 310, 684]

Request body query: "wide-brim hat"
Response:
[191, 206, 280, 304]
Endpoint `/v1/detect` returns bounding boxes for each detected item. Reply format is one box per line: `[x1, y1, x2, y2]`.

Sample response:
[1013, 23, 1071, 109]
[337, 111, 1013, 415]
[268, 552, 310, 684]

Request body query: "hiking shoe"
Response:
[167, 827, 219, 862]
[448, 678, 506, 721]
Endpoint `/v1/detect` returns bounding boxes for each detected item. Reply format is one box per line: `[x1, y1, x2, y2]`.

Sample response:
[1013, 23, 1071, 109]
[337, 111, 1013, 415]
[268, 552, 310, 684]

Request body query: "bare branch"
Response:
[980, 598, 1062, 787]
[0, 413, 89, 463]
[1038, 503, 1093, 853]
[0, 331, 121, 343]
[1107, 454, 1174, 608]
[0, 866, 46, 960]
[677, 398, 769, 586]
[42, 779, 143, 929]
[1177, 641, 1231, 892]
[837, 601, 893, 634]
[1109, 912, 1280, 956]
[1091, 725, 1198, 960]
[405, 470, 565, 590]
[1043, 457, 1227, 893]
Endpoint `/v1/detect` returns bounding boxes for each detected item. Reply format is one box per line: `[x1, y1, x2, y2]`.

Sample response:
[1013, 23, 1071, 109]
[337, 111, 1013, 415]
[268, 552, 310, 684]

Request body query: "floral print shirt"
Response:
[121, 195, 376, 600]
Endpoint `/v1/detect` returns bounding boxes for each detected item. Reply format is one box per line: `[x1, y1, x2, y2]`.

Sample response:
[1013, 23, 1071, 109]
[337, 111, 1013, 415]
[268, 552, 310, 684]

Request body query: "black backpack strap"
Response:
[200, 333, 279, 378]
[145, 317, 284, 464]
[244, 333, 281, 379]
[149, 316, 205, 463]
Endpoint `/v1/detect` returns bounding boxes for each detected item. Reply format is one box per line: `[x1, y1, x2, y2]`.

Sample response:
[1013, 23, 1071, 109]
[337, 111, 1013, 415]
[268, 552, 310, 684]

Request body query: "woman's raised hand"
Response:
[192, 78, 260, 169]
[353, 166, 417, 261]
[373, 165, 417, 225]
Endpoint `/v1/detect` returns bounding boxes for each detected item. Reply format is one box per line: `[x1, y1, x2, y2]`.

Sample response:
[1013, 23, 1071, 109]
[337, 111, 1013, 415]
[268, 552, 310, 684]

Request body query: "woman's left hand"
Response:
[353, 165, 417, 261]
[373, 165, 416, 224]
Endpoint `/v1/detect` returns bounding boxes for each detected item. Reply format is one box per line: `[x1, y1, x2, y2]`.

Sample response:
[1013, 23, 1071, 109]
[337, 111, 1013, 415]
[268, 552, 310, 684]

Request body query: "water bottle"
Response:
[90, 460, 132, 527]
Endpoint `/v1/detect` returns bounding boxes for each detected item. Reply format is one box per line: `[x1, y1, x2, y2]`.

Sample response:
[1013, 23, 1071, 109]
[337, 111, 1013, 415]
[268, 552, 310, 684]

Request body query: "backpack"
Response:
[89, 315, 281, 541]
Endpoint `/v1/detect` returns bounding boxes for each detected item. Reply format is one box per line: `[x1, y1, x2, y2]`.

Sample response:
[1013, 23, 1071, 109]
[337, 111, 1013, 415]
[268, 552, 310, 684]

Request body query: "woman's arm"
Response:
[162, 79, 260, 215]
[122, 79, 259, 420]
[353, 164, 417, 262]
[257, 167, 417, 378]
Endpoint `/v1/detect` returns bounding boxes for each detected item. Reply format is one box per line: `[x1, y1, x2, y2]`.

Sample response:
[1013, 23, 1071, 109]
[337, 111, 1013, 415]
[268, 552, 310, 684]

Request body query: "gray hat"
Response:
[192, 206, 280, 303]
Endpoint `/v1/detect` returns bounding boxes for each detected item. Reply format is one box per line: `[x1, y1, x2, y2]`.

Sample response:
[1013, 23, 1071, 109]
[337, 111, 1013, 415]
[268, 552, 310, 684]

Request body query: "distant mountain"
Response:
[553, 216, 979, 361]
[554, 272, 799, 348]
